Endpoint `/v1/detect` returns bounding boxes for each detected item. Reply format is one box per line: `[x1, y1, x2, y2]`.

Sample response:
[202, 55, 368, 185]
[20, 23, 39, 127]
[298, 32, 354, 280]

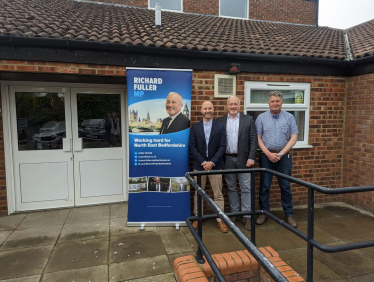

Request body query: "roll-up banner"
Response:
[126, 68, 192, 226]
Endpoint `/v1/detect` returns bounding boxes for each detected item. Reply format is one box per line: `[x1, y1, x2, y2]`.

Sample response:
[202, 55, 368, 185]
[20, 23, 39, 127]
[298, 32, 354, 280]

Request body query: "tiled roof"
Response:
[347, 19, 374, 59]
[0, 0, 371, 61]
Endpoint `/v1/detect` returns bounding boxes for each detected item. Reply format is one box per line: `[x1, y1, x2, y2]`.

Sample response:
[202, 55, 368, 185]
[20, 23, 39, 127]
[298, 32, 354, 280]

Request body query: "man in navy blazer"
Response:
[218, 95, 258, 230]
[160, 92, 190, 134]
[190, 101, 228, 233]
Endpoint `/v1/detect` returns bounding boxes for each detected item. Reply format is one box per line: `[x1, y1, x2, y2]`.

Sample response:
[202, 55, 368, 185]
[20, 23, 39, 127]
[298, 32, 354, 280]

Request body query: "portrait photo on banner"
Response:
[128, 93, 191, 134]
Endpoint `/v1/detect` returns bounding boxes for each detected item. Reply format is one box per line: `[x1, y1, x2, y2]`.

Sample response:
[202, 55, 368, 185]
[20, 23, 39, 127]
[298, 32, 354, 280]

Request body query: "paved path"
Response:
[0, 202, 373, 281]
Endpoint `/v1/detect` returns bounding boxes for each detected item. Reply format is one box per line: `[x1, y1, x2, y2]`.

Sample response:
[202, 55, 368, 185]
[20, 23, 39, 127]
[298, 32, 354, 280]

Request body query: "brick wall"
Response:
[249, 0, 317, 25]
[0, 60, 127, 76]
[192, 70, 344, 214]
[184, 0, 219, 16]
[0, 60, 346, 215]
[88, 0, 316, 25]
[342, 74, 374, 211]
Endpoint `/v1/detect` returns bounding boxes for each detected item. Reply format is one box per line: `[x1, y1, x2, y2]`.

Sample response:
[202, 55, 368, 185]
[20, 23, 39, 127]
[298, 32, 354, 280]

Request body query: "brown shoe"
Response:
[230, 216, 238, 223]
[192, 220, 198, 229]
[286, 216, 297, 228]
[217, 221, 229, 233]
[256, 214, 268, 225]
[242, 217, 252, 231]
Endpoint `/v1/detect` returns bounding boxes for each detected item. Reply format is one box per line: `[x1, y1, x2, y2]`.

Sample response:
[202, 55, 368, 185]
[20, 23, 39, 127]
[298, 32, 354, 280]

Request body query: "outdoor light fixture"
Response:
[228, 63, 240, 75]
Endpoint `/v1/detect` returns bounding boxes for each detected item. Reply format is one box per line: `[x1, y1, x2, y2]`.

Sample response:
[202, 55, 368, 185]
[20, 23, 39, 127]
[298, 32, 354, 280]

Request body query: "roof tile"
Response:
[347, 19, 374, 59]
[0, 0, 371, 61]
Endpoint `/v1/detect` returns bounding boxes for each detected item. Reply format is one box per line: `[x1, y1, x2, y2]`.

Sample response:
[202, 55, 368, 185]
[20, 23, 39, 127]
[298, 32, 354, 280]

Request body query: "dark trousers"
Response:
[259, 152, 294, 217]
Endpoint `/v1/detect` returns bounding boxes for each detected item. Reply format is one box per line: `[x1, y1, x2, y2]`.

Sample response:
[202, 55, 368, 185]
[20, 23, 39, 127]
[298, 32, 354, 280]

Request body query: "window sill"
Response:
[293, 144, 313, 149]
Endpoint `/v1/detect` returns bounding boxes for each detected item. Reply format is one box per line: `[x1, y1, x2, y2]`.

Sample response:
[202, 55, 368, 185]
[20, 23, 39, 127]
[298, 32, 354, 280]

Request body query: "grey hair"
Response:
[226, 95, 240, 105]
[268, 91, 283, 101]
[168, 92, 183, 104]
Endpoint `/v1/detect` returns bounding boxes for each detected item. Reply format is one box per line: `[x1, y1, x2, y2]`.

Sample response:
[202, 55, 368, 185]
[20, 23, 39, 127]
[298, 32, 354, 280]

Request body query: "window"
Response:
[244, 81, 311, 148]
[214, 74, 236, 98]
[220, 0, 248, 19]
[149, 0, 182, 12]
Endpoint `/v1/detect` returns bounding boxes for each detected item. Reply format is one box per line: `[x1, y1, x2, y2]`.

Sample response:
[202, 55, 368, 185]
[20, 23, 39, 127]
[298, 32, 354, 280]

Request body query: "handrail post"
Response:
[251, 171, 256, 245]
[307, 187, 315, 282]
[195, 174, 205, 264]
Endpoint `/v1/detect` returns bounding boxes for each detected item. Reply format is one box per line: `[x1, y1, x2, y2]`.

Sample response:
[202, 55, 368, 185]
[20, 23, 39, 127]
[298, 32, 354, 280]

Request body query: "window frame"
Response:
[219, 0, 249, 19]
[148, 0, 183, 12]
[244, 81, 312, 148]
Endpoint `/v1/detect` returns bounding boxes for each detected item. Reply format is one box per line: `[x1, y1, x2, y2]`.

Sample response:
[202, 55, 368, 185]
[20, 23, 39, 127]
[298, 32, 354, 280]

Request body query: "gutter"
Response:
[350, 54, 374, 66]
[0, 35, 351, 67]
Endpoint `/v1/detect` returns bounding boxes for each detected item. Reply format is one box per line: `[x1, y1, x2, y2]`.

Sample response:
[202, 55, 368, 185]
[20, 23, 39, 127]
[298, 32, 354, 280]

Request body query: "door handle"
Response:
[62, 138, 71, 152]
[74, 138, 83, 151]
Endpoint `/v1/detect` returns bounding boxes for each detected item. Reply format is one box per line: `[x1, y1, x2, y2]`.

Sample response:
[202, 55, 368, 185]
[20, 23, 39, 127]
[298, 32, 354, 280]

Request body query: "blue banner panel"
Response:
[129, 129, 190, 177]
[128, 193, 191, 222]
[127, 68, 192, 225]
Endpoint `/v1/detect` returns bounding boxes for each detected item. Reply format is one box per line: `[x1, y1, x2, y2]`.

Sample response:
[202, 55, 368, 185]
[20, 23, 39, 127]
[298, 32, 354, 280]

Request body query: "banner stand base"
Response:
[127, 221, 187, 230]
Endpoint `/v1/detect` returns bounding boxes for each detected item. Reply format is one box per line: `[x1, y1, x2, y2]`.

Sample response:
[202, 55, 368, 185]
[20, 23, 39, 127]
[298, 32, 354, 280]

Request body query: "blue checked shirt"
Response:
[255, 110, 298, 152]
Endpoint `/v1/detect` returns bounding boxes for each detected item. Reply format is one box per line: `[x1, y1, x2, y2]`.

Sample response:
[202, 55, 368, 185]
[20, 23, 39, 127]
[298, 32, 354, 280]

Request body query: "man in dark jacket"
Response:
[218, 95, 257, 230]
[160, 92, 190, 134]
[148, 177, 168, 192]
[190, 101, 228, 233]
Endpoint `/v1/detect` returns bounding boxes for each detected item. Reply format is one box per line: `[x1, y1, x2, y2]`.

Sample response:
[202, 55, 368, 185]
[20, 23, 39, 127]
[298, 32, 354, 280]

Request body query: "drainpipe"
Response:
[316, 0, 319, 27]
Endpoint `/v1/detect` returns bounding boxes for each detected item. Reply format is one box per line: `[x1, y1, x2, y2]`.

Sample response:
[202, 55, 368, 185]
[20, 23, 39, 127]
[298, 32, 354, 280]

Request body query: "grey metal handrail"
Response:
[185, 168, 374, 282]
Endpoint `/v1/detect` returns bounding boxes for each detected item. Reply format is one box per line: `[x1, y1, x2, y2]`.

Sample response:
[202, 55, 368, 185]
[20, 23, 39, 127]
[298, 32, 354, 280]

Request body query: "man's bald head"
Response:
[201, 100, 214, 122]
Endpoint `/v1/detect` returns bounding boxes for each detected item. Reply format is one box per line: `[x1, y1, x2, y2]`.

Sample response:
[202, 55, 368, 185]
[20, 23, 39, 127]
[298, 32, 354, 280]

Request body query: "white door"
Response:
[70, 88, 125, 206]
[10, 86, 75, 211]
[9, 85, 125, 211]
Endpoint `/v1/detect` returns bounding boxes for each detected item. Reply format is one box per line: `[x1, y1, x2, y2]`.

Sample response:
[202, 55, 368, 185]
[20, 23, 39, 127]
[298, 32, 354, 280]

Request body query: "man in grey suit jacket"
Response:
[218, 95, 257, 230]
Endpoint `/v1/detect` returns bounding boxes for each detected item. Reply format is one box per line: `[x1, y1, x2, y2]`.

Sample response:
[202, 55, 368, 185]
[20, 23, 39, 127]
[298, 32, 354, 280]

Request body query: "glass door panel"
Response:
[76, 93, 122, 149]
[15, 92, 66, 151]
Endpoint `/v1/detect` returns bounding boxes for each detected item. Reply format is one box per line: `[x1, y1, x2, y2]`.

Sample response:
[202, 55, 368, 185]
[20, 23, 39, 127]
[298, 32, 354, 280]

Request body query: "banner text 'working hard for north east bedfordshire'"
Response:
[127, 68, 192, 223]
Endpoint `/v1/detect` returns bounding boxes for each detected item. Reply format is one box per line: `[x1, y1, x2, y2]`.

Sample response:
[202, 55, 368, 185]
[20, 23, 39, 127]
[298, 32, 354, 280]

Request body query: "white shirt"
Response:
[226, 114, 239, 154]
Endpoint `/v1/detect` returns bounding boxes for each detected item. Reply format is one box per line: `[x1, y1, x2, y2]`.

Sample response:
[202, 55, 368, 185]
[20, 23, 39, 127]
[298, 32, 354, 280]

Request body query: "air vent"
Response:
[214, 74, 236, 98]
